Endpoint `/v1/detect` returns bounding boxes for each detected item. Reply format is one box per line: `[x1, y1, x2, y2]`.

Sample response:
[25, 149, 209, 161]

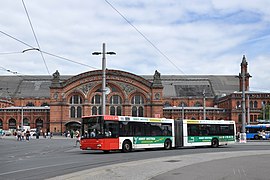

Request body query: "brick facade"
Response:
[1, 58, 270, 133]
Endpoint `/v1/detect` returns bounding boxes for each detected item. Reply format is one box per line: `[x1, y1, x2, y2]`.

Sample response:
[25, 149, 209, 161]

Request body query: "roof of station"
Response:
[0, 71, 239, 99]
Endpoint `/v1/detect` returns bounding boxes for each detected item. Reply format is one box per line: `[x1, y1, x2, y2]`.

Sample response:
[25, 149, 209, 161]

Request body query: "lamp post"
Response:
[247, 94, 250, 125]
[21, 106, 24, 130]
[238, 55, 248, 143]
[92, 43, 116, 115]
[203, 89, 206, 120]
[241, 64, 246, 132]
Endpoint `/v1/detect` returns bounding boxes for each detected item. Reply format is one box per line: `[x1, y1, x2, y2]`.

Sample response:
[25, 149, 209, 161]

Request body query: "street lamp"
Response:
[92, 43, 116, 115]
[22, 48, 40, 53]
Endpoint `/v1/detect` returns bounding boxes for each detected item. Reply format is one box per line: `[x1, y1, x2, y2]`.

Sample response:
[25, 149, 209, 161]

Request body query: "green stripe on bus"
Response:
[188, 136, 235, 143]
[133, 136, 172, 144]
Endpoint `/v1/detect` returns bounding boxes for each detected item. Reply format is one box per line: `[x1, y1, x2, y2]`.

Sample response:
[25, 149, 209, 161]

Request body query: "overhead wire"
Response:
[0, 51, 22, 55]
[21, 0, 50, 75]
[104, 0, 185, 75]
[0, 30, 98, 70]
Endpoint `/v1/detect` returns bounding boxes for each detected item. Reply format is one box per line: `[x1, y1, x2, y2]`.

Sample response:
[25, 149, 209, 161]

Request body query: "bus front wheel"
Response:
[254, 135, 259, 140]
[122, 140, 132, 153]
[164, 139, 172, 150]
[211, 138, 219, 148]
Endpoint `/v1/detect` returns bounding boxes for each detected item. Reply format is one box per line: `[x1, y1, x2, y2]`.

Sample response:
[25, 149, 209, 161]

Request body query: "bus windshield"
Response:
[81, 116, 119, 138]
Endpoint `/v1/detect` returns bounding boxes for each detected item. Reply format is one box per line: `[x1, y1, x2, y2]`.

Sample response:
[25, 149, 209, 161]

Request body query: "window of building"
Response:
[109, 95, 122, 116]
[0, 119, 3, 129]
[250, 115, 254, 122]
[70, 106, 76, 118]
[26, 102, 35, 106]
[91, 94, 101, 104]
[41, 102, 49, 107]
[254, 101, 258, 108]
[9, 118, 16, 129]
[164, 101, 171, 107]
[131, 95, 144, 117]
[23, 118, 30, 126]
[194, 101, 202, 107]
[249, 101, 253, 109]
[237, 101, 241, 109]
[91, 94, 102, 115]
[36, 118, 43, 128]
[238, 114, 242, 123]
[69, 95, 83, 118]
[179, 102, 187, 107]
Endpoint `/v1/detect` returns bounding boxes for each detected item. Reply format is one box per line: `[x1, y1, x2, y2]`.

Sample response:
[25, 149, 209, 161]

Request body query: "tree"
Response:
[258, 104, 270, 120]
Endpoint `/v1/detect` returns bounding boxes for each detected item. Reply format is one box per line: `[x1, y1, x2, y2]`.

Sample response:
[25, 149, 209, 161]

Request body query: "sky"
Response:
[1, 0, 270, 92]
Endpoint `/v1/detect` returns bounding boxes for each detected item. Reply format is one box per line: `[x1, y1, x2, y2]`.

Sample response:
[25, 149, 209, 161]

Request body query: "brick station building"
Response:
[0, 56, 269, 134]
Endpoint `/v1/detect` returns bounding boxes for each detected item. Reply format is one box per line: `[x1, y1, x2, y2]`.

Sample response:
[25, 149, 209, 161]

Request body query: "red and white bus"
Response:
[80, 115, 236, 152]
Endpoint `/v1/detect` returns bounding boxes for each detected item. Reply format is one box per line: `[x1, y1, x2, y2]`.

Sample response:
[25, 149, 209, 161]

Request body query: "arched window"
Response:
[254, 101, 258, 108]
[41, 102, 49, 107]
[0, 119, 3, 129]
[70, 106, 76, 118]
[77, 106, 82, 118]
[91, 94, 101, 115]
[70, 95, 82, 104]
[250, 115, 254, 122]
[9, 118, 16, 129]
[138, 106, 144, 117]
[91, 95, 101, 104]
[249, 101, 253, 109]
[238, 114, 242, 123]
[164, 102, 171, 107]
[194, 101, 202, 107]
[178, 102, 187, 107]
[69, 95, 83, 118]
[109, 95, 122, 116]
[237, 101, 241, 109]
[92, 106, 98, 115]
[23, 118, 30, 126]
[36, 118, 43, 128]
[131, 95, 144, 117]
[26, 102, 35, 106]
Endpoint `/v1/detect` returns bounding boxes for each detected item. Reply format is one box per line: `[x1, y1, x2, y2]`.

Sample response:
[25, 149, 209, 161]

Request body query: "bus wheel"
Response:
[122, 140, 132, 153]
[211, 138, 219, 148]
[254, 135, 259, 140]
[164, 139, 172, 150]
[103, 150, 110, 153]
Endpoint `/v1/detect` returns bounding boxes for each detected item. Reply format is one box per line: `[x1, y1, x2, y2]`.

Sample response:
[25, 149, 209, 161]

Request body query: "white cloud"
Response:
[0, 0, 270, 92]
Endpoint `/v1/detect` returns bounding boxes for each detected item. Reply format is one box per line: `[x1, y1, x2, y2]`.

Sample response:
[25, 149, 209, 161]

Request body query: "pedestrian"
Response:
[21, 130, 25, 141]
[0, 129, 3, 139]
[70, 130, 74, 138]
[50, 132, 53, 139]
[36, 129, 40, 139]
[43, 130, 47, 138]
[74, 130, 80, 147]
[17, 130, 22, 141]
[26, 129, 30, 141]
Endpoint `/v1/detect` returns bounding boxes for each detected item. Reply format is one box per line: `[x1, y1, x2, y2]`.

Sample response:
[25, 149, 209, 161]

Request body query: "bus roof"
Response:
[183, 119, 235, 124]
[246, 124, 270, 128]
[82, 115, 174, 123]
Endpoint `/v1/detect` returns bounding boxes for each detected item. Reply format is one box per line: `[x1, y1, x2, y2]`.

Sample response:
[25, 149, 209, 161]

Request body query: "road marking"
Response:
[0, 161, 79, 176]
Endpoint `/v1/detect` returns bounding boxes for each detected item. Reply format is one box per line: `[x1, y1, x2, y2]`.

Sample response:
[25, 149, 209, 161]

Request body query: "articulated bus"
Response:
[80, 115, 236, 153]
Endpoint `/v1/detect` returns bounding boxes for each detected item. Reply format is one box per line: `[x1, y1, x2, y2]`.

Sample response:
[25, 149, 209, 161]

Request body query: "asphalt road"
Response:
[0, 136, 270, 180]
[151, 154, 270, 180]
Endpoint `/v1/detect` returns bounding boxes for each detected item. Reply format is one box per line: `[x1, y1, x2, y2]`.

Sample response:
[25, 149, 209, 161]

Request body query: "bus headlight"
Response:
[97, 144, 102, 148]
